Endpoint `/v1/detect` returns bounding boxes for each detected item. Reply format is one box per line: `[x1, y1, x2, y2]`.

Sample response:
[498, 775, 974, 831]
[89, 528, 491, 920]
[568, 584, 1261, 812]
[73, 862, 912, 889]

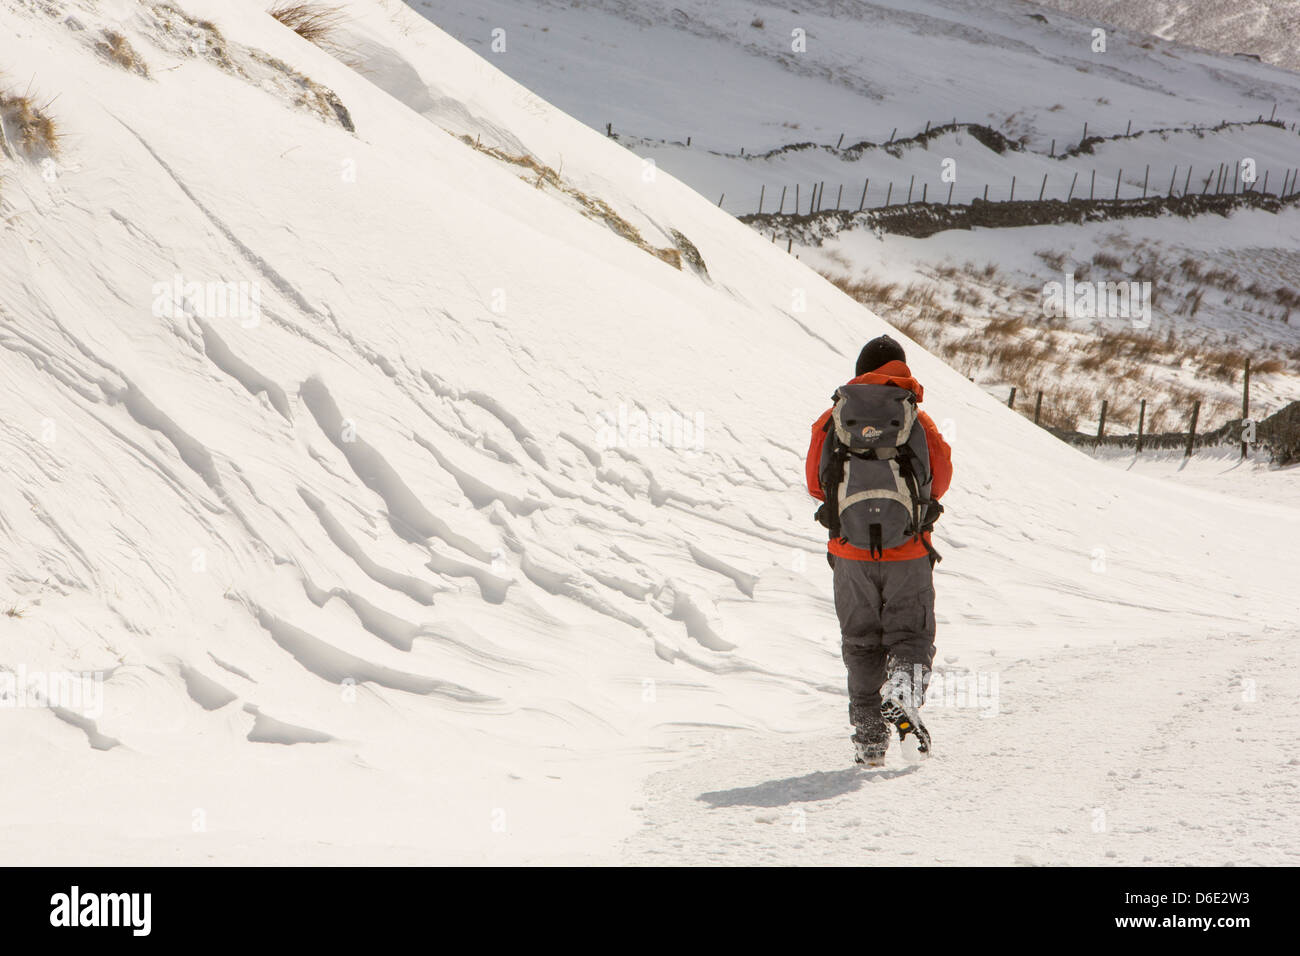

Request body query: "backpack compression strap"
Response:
[897, 445, 943, 565]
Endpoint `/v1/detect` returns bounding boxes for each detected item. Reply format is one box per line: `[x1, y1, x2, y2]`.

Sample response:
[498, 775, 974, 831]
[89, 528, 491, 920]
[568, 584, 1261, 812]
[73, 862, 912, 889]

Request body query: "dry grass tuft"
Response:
[269, 3, 346, 53]
[97, 30, 150, 77]
[0, 86, 60, 159]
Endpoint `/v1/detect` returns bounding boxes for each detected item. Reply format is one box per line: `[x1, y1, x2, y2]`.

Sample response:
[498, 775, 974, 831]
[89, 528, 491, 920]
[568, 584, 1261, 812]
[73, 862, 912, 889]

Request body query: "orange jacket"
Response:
[805, 361, 952, 561]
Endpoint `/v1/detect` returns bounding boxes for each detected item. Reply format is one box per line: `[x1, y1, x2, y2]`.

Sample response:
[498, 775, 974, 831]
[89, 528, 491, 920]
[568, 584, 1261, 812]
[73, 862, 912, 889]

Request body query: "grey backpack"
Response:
[817, 383, 940, 558]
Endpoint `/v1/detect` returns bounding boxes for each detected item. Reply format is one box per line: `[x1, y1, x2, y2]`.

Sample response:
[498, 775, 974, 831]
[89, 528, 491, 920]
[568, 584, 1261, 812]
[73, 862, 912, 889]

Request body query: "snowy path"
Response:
[622, 626, 1300, 865]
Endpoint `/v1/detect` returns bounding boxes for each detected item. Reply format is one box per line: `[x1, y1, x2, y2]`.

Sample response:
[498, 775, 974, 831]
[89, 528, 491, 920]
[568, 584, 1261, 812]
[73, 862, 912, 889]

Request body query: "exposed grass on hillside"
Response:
[96, 30, 151, 77]
[267, 3, 358, 66]
[820, 260, 1293, 436]
[149, 3, 237, 72]
[458, 134, 689, 271]
[269, 3, 343, 46]
[0, 85, 60, 159]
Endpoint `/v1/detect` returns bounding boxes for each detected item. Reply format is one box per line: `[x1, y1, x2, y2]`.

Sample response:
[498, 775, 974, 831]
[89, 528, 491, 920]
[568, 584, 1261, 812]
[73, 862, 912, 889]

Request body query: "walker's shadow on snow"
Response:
[697, 765, 919, 808]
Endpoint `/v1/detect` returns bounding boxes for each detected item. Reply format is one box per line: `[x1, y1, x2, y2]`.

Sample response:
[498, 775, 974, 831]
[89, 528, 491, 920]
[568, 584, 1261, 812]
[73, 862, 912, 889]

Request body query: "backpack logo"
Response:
[860, 425, 883, 441]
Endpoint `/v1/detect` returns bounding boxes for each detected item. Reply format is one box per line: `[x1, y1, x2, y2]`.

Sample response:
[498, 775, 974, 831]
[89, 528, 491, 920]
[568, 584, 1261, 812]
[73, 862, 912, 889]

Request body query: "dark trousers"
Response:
[832, 554, 936, 742]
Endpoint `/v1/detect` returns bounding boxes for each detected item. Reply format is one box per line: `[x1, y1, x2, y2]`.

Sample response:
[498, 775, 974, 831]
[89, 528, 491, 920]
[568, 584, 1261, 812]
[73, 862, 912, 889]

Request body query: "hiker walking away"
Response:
[805, 335, 952, 766]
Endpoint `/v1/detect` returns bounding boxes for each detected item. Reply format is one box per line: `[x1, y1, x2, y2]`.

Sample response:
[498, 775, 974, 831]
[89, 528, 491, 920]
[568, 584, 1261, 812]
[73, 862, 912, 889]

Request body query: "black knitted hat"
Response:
[855, 334, 906, 376]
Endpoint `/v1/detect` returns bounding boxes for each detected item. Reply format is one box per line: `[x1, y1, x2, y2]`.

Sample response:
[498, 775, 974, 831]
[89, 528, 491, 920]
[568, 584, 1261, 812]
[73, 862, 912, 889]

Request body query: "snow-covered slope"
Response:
[1033, 0, 1300, 73]
[428, 0, 1300, 427]
[0, 0, 1297, 864]
[424, 0, 1300, 154]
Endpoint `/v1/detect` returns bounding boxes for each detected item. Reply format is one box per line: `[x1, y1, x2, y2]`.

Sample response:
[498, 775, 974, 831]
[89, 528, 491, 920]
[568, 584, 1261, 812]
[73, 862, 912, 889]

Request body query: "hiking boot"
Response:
[881, 658, 932, 761]
[854, 739, 887, 767]
[880, 697, 930, 761]
[849, 701, 889, 767]
[882, 657, 931, 709]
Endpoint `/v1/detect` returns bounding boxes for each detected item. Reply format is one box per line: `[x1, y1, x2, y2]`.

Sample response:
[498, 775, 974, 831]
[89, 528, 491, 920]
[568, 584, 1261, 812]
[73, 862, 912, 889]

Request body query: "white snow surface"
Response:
[426, 0, 1300, 204]
[1032, 0, 1300, 73]
[427, 0, 1300, 418]
[0, 0, 1296, 865]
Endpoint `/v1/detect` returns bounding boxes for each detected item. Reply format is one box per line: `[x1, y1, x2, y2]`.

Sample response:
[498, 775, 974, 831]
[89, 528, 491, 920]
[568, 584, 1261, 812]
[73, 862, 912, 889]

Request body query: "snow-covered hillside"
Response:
[424, 0, 1300, 154]
[1033, 0, 1300, 73]
[1, 0, 1297, 865]
[429, 0, 1300, 431]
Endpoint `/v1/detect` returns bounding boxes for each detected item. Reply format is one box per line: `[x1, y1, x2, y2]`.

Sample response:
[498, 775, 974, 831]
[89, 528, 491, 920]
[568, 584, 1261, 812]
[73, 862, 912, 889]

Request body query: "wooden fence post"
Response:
[1261, 170, 1269, 195]
[1008, 386, 1017, 408]
[1136, 399, 1146, 453]
[758, 184, 765, 214]
[795, 183, 800, 214]
[1185, 401, 1200, 457]
[1034, 391, 1043, 425]
[947, 182, 954, 205]
[835, 183, 843, 209]
[1067, 171, 1078, 201]
[1039, 173, 1048, 201]
[983, 183, 989, 201]
[859, 178, 869, 210]
[779, 185, 787, 213]
[836, 133, 844, 149]
[1010, 175, 1016, 201]
[718, 193, 725, 206]
[1050, 138, 1056, 157]
[1168, 166, 1177, 197]
[921, 183, 928, 203]
[1090, 169, 1096, 200]
[1142, 164, 1150, 198]
[1096, 399, 1108, 443]
[885, 182, 893, 205]
[1241, 358, 1251, 459]
[907, 175, 915, 204]
[1184, 166, 1192, 196]
[1115, 169, 1123, 200]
